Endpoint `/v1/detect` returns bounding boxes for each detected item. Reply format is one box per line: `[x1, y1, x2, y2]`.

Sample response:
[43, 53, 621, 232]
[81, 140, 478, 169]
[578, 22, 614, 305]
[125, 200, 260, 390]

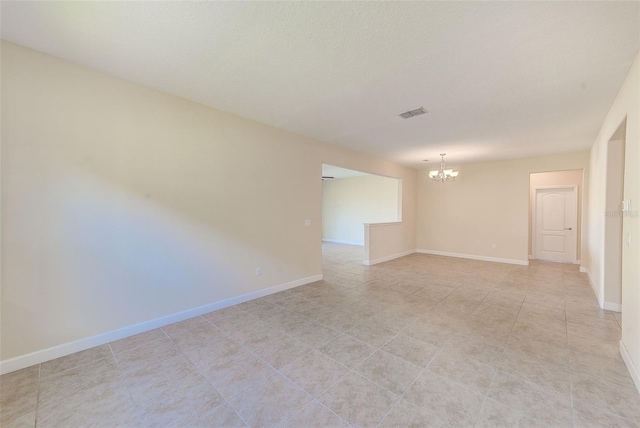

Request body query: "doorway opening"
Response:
[529, 170, 584, 264]
[604, 118, 626, 315]
[321, 164, 401, 272]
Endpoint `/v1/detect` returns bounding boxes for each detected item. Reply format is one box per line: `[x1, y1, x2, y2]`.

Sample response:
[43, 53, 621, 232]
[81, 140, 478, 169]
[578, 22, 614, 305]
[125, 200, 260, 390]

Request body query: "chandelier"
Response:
[428, 153, 459, 183]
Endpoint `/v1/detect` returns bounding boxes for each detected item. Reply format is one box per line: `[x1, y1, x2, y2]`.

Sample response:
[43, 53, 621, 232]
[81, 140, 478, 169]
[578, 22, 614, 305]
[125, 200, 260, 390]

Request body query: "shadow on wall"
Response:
[2, 166, 313, 360]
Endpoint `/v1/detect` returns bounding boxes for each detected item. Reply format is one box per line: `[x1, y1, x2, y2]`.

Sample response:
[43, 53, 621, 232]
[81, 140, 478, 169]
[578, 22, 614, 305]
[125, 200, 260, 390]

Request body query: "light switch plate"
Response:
[622, 199, 631, 212]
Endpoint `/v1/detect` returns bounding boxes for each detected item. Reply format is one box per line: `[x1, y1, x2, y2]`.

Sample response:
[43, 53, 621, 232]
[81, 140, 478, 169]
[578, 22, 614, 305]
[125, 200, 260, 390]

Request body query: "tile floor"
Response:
[2, 243, 639, 427]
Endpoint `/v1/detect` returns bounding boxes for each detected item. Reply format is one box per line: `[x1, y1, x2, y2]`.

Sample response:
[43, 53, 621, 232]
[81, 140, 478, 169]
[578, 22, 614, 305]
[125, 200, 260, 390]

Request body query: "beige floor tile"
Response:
[345, 322, 395, 348]
[487, 371, 572, 426]
[570, 350, 638, 392]
[499, 348, 571, 394]
[355, 349, 422, 395]
[440, 333, 505, 367]
[523, 291, 565, 311]
[319, 334, 375, 368]
[203, 305, 245, 322]
[139, 368, 224, 426]
[515, 312, 567, 333]
[199, 347, 275, 400]
[381, 333, 439, 367]
[379, 398, 450, 428]
[235, 298, 277, 312]
[403, 317, 458, 347]
[573, 400, 638, 428]
[571, 372, 640, 423]
[164, 319, 225, 349]
[265, 308, 319, 333]
[114, 336, 182, 374]
[568, 320, 622, 341]
[161, 315, 209, 337]
[613, 311, 622, 328]
[39, 345, 113, 378]
[246, 332, 310, 369]
[213, 312, 278, 344]
[229, 373, 312, 427]
[109, 328, 167, 354]
[38, 357, 121, 407]
[10, 245, 632, 427]
[368, 309, 418, 332]
[519, 301, 566, 321]
[568, 333, 621, 359]
[0, 367, 39, 426]
[281, 350, 349, 397]
[289, 322, 341, 348]
[427, 350, 496, 395]
[283, 400, 350, 428]
[318, 310, 367, 333]
[1, 410, 36, 428]
[194, 403, 247, 427]
[38, 380, 136, 428]
[404, 370, 484, 427]
[319, 371, 399, 427]
[475, 398, 545, 428]
[124, 354, 193, 406]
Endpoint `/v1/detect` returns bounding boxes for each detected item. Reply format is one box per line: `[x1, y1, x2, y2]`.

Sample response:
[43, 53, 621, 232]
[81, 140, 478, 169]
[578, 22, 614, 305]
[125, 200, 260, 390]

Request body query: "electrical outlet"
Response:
[304, 219, 311, 227]
[255, 267, 262, 276]
[491, 243, 497, 250]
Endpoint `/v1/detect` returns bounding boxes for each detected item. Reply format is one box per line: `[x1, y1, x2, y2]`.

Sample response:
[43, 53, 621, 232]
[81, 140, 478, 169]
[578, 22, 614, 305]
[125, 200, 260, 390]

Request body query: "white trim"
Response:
[528, 255, 535, 260]
[574, 259, 581, 265]
[364, 249, 415, 266]
[620, 340, 640, 393]
[0, 274, 323, 375]
[604, 301, 622, 312]
[586, 268, 604, 308]
[322, 239, 363, 246]
[416, 249, 529, 266]
[579, 266, 587, 273]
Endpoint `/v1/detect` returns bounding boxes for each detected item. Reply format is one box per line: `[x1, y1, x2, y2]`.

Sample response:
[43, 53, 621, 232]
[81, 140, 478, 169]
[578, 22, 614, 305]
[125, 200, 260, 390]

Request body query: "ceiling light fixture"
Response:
[428, 153, 459, 183]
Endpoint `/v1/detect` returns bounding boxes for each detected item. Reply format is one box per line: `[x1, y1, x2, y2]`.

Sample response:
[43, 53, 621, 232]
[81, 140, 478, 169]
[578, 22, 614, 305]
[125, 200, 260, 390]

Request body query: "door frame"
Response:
[532, 185, 579, 263]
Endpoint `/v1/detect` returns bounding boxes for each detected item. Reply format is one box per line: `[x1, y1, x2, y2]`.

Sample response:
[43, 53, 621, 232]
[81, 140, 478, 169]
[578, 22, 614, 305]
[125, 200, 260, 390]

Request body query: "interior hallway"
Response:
[1, 243, 638, 427]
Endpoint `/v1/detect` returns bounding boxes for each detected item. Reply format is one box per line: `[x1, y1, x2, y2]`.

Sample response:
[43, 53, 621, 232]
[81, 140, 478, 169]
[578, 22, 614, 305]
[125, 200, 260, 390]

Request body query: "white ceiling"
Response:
[2, 1, 639, 168]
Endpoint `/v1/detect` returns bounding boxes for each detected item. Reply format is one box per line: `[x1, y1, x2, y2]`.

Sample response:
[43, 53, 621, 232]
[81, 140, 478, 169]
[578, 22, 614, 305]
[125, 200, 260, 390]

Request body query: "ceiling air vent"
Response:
[398, 107, 427, 119]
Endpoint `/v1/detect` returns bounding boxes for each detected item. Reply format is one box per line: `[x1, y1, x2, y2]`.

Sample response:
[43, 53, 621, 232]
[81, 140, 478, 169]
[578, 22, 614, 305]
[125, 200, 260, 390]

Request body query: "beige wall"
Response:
[417, 152, 590, 264]
[587, 51, 640, 387]
[529, 169, 585, 261]
[322, 175, 399, 246]
[0, 42, 417, 363]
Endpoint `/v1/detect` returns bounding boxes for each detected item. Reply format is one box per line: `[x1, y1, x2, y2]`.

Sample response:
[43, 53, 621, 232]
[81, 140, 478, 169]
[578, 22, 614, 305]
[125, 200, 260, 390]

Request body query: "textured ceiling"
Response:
[2, 1, 639, 168]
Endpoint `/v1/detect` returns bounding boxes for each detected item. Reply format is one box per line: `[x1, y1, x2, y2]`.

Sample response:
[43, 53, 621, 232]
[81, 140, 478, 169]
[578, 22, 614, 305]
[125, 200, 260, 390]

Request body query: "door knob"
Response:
[565, 227, 572, 230]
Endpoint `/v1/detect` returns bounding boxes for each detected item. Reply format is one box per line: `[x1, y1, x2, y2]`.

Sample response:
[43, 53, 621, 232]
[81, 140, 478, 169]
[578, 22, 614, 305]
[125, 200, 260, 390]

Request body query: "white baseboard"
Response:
[574, 259, 581, 265]
[579, 266, 587, 273]
[0, 274, 323, 375]
[528, 255, 535, 260]
[322, 239, 364, 246]
[604, 301, 622, 312]
[620, 340, 640, 393]
[585, 268, 604, 309]
[364, 249, 416, 266]
[416, 249, 529, 266]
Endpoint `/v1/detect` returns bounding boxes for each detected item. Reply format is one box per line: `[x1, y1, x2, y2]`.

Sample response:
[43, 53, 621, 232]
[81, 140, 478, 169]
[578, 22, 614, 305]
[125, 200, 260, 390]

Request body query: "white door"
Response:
[535, 187, 577, 263]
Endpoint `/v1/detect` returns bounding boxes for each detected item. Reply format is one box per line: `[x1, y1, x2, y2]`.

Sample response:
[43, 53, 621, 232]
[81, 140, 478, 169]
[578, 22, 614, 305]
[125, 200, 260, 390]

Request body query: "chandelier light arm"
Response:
[427, 153, 458, 183]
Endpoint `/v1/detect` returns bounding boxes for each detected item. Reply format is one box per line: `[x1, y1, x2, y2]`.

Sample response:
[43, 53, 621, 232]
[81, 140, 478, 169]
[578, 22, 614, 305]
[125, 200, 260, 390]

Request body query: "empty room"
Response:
[1, 2, 639, 427]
